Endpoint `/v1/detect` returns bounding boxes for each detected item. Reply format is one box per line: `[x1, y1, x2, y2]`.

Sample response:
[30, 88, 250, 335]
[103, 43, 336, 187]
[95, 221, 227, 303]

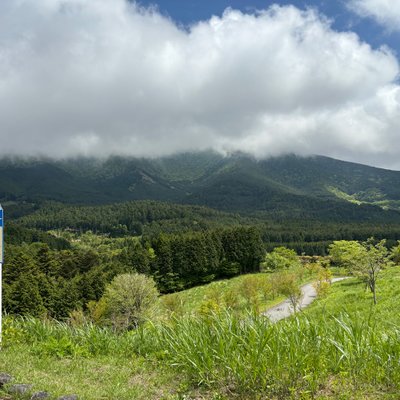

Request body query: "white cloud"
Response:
[0, 0, 400, 168]
[349, 0, 400, 31]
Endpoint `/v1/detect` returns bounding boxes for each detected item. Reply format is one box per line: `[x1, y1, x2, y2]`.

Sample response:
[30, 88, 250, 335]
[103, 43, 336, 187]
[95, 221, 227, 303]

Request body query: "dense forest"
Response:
[13, 200, 400, 253]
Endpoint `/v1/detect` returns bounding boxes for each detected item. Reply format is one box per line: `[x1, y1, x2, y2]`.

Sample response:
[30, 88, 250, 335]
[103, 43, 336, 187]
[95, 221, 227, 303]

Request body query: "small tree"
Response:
[329, 240, 364, 267]
[312, 264, 333, 298]
[278, 272, 302, 313]
[358, 239, 390, 305]
[239, 276, 261, 312]
[329, 238, 390, 305]
[99, 273, 159, 331]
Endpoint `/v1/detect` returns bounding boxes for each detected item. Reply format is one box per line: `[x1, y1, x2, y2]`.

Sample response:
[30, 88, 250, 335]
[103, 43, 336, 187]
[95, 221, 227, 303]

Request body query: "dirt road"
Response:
[263, 277, 348, 322]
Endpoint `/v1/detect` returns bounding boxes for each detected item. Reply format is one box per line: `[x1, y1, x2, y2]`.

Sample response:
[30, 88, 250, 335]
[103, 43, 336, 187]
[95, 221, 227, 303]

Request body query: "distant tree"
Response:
[263, 246, 301, 270]
[6, 273, 46, 316]
[152, 234, 182, 292]
[52, 276, 83, 318]
[118, 240, 150, 274]
[221, 227, 264, 274]
[36, 243, 60, 276]
[3, 251, 46, 316]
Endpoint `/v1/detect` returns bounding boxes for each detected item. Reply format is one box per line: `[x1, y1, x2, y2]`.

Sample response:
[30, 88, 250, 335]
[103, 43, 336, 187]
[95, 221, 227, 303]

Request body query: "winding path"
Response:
[263, 277, 349, 322]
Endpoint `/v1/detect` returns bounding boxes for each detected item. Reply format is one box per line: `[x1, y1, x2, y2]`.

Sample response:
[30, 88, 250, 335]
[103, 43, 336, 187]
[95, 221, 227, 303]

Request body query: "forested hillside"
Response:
[11, 200, 400, 254]
[2, 152, 400, 220]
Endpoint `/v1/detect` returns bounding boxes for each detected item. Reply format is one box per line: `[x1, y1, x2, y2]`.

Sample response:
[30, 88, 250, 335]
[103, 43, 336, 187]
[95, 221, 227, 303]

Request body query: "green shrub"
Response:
[95, 273, 160, 331]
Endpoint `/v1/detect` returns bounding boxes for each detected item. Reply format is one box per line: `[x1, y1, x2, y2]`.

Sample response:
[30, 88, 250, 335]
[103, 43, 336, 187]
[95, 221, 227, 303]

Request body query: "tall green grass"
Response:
[3, 316, 141, 358]
[147, 311, 400, 398]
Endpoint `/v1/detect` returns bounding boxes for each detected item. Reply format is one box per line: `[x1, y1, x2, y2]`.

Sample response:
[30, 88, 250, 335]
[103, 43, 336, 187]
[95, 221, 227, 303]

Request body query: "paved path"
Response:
[263, 277, 349, 322]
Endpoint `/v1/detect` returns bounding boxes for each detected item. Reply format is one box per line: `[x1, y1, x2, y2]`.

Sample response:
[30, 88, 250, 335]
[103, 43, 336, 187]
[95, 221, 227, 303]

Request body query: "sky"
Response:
[1, 0, 400, 169]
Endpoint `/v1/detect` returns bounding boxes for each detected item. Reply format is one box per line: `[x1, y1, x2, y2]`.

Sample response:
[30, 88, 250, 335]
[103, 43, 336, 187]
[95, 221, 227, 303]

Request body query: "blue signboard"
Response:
[0, 204, 3, 343]
[0, 206, 3, 263]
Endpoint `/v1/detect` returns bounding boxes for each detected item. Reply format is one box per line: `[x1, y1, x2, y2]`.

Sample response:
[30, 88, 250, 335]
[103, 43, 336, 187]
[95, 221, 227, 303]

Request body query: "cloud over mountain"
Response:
[1, 0, 400, 168]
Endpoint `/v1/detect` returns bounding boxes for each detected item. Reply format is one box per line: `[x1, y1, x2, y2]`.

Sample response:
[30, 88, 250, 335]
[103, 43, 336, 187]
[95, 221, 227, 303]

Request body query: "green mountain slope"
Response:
[258, 155, 400, 206]
[2, 152, 400, 222]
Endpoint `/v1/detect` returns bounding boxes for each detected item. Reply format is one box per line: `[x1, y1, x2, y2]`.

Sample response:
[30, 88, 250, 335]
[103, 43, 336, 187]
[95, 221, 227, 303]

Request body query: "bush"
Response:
[96, 273, 160, 331]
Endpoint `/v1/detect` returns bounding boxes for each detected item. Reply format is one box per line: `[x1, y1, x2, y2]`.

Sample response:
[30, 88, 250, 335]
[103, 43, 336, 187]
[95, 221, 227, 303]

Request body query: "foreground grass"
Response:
[0, 347, 176, 399]
[2, 311, 399, 399]
[152, 312, 400, 399]
[0, 319, 184, 400]
[1, 266, 399, 399]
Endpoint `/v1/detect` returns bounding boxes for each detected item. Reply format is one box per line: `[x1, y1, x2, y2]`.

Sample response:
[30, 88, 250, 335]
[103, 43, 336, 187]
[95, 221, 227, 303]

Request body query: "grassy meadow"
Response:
[1, 266, 400, 399]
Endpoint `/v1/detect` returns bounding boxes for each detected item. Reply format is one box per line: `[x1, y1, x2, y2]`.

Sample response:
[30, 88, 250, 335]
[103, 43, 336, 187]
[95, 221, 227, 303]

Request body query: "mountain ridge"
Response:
[2, 152, 400, 222]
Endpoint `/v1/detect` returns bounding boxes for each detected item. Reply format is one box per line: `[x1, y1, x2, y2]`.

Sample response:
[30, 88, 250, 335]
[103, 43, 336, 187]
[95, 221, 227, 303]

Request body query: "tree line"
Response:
[14, 201, 400, 255]
[150, 227, 264, 292]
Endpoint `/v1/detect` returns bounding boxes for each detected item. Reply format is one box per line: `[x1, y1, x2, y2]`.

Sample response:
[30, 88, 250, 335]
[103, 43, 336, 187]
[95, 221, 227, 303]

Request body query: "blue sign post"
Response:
[0, 205, 3, 344]
[0, 204, 4, 264]
[0, 206, 3, 261]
